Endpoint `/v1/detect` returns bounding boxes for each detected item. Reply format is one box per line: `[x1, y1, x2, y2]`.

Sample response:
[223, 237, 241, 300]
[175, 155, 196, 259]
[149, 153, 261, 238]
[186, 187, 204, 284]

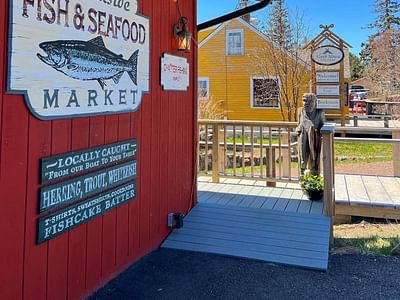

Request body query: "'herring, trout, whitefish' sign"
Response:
[41, 139, 137, 183]
[40, 160, 136, 212]
[37, 182, 136, 243]
[8, 0, 149, 120]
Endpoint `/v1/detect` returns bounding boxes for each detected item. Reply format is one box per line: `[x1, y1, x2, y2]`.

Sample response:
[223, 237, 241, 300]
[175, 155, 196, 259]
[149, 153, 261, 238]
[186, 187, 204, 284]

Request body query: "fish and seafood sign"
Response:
[41, 139, 137, 183]
[8, 0, 149, 119]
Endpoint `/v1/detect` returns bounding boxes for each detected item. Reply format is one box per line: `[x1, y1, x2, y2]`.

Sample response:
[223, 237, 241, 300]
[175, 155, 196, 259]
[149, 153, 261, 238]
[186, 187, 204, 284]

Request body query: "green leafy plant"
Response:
[300, 174, 324, 192]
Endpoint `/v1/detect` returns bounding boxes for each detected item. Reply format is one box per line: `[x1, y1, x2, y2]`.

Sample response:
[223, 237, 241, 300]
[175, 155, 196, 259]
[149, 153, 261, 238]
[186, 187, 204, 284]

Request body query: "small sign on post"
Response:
[160, 53, 190, 91]
[316, 85, 340, 96]
[316, 71, 340, 83]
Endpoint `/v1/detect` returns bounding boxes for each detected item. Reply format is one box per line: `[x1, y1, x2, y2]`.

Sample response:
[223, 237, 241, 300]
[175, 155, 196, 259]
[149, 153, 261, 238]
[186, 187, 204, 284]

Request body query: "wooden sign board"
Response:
[316, 71, 340, 83]
[312, 45, 344, 66]
[37, 181, 136, 244]
[8, 0, 150, 120]
[41, 139, 137, 183]
[316, 85, 340, 96]
[317, 98, 340, 109]
[39, 160, 137, 212]
[160, 53, 190, 91]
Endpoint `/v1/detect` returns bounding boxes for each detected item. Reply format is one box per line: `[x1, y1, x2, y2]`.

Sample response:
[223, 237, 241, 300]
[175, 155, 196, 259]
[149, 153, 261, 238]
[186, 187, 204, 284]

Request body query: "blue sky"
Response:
[197, 0, 378, 55]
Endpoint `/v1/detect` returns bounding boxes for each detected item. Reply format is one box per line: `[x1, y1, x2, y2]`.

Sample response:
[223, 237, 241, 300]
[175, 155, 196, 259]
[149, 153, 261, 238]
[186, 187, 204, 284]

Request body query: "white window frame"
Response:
[250, 76, 281, 109]
[198, 77, 210, 100]
[226, 29, 244, 56]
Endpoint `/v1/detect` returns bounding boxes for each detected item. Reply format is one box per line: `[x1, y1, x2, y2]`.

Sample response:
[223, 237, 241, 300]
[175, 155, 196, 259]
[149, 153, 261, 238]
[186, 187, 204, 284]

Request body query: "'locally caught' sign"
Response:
[41, 139, 137, 183]
[8, 0, 150, 119]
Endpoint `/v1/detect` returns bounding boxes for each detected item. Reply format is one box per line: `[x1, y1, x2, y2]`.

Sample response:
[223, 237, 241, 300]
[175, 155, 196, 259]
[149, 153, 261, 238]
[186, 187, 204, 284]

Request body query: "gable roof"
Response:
[198, 17, 310, 68]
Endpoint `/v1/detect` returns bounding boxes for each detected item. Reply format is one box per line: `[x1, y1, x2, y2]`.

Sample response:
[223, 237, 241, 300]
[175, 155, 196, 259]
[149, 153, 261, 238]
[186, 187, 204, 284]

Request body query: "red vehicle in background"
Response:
[349, 85, 369, 113]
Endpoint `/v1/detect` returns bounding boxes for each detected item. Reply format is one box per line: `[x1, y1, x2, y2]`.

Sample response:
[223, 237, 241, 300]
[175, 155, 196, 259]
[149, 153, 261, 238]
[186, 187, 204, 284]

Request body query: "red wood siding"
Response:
[0, 1, 197, 299]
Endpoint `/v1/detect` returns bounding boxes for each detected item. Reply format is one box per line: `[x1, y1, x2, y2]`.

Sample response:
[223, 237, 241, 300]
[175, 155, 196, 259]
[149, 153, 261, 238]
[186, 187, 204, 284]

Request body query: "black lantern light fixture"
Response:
[174, 16, 192, 52]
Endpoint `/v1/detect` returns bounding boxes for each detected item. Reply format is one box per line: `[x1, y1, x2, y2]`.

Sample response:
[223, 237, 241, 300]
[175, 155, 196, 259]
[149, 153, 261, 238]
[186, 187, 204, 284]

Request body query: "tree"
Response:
[266, 0, 291, 48]
[251, 3, 310, 121]
[364, 29, 400, 98]
[368, 0, 400, 31]
[361, 0, 400, 98]
[349, 53, 364, 81]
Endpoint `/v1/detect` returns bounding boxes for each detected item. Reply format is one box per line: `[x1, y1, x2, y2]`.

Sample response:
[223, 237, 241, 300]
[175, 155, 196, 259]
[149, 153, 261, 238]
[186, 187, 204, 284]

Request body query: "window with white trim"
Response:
[251, 77, 280, 108]
[198, 77, 210, 100]
[226, 29, 244, 55]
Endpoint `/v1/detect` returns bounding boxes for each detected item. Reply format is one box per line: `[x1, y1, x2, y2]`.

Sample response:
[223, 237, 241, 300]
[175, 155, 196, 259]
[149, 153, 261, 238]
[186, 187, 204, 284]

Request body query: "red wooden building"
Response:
[0, 0, 197, 299]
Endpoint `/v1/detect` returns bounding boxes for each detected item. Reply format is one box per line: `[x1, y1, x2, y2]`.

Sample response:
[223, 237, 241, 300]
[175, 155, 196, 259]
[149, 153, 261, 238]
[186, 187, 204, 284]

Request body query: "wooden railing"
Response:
[320, 124, 336, 243]
[334, 126, 400, 177]
[321, 125, 400, 232]
[198, 119, 299, 185]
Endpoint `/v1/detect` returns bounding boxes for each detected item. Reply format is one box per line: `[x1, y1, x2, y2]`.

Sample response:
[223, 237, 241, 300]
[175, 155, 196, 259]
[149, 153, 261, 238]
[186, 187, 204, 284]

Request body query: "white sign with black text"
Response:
[316, 85, 340, 96]
[316, 72, 340, 83]
[317, 98, 340, 109]
[160, 53, 190, 91]
[8, 0, 150, 120]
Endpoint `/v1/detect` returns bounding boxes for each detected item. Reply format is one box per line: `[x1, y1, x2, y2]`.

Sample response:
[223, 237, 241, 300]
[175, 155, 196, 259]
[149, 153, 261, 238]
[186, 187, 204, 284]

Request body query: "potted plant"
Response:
[300, 173, 324, 200]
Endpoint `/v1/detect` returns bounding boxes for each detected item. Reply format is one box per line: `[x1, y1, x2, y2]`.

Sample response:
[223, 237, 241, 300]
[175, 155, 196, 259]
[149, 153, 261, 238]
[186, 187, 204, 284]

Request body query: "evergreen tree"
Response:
[349, 53, 364, 81]
[368, 0, 400, 31]
[266, 0, 291, 48]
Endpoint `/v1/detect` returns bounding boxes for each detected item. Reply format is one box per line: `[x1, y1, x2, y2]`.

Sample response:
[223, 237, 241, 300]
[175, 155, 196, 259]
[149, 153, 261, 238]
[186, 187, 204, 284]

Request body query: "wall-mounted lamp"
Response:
[174, 16, 192, 52]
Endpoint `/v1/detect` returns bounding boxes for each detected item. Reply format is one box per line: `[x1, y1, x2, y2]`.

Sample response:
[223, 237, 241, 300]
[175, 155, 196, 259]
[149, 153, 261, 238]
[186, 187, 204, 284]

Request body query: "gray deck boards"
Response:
[198, 175, 400, 212]
[334, 174, 400, 209]
[162, 202, 330, 271]
[164, 175, 400, 271]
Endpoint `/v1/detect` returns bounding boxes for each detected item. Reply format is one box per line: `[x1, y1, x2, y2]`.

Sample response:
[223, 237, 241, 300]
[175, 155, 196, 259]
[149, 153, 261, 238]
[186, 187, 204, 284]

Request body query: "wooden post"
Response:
[353, 115, 358, 127]
[393, 129, 400, 177]
[384, 116, 389, 128]
[281, 132, 290, 178]
[219, 127, 225, 173]
[321, 124, 336, 246]
[212, 124, 220, 183]
[339, 41, 345, 128]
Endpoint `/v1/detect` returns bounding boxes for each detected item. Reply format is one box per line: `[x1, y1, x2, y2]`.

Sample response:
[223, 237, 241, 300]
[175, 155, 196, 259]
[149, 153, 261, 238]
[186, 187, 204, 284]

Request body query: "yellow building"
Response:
[198, 17, 311, 121]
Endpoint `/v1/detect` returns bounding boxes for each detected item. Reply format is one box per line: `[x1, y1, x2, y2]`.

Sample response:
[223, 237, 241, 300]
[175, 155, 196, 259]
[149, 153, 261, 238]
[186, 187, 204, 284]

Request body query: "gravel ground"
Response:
[335, 161, 393, 177]
[90, 249, 400, 300]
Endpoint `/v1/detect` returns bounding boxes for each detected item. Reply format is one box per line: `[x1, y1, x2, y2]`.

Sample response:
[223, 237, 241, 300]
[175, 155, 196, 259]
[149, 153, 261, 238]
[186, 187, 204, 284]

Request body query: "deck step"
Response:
[162, 203, 331, 271]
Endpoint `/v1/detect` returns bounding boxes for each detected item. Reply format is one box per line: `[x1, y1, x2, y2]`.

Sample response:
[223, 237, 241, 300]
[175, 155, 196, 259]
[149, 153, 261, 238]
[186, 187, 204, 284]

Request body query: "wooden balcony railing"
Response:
[198, 119, 299, 185]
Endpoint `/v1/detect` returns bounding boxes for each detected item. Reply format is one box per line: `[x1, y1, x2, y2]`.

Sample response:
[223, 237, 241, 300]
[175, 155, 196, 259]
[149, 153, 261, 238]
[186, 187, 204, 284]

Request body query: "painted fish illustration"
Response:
[37, 36, 138, 89]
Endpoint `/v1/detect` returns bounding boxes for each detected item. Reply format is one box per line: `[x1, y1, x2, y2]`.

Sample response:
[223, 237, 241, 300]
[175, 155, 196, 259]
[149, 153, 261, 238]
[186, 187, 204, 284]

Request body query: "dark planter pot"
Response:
[303, 189, 323, 201]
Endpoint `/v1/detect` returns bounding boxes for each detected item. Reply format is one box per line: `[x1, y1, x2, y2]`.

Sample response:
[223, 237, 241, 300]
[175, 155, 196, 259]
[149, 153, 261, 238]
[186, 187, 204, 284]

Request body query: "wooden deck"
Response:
[162, 177, 330, 270]
[197, 175, 400, 219]
[196, 177, 324, 214]
[162, 202, 331, 271]
[162, 174, 400, 272]
[336, 174, 400, 219]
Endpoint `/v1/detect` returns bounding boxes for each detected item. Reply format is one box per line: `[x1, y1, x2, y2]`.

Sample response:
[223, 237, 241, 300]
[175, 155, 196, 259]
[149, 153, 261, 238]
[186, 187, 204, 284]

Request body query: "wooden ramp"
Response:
[162, 202, 331, 271]
[335, 174, 400, 219]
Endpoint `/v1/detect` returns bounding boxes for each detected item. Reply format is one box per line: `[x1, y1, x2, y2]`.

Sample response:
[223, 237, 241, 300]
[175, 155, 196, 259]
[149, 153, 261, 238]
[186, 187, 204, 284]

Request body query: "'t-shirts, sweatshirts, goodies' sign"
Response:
[37, 182, 136, 244]
[8, 0, 150, 120]
[41, 139, 137, 183]
[160, 53, 190, 91]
